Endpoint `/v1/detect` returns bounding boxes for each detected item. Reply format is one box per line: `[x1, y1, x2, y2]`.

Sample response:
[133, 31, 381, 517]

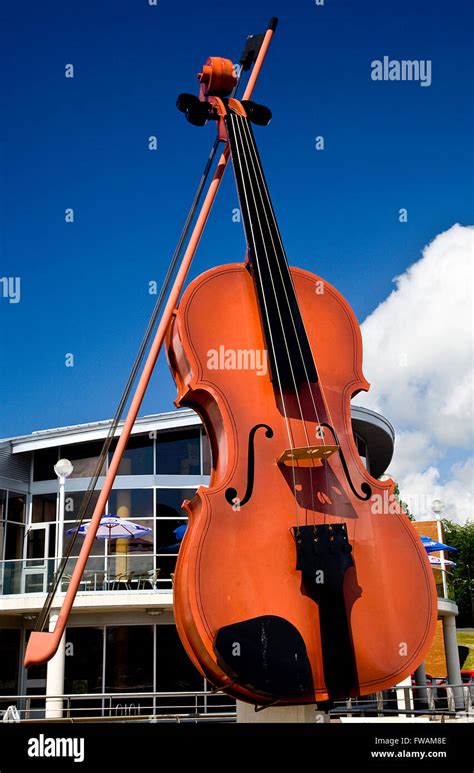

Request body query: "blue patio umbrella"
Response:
[158, 524, 188, 553]
[67, 515, 152, 540]
[420, 535, 457, 553]
[174, 524, 187, 541]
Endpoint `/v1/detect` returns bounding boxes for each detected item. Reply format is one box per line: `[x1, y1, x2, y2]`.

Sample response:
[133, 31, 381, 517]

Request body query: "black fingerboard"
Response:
[226, 110, 318, 390]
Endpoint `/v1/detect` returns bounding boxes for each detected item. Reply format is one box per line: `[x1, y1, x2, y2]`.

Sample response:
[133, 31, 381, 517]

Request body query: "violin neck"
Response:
[225, 110, 318, 390]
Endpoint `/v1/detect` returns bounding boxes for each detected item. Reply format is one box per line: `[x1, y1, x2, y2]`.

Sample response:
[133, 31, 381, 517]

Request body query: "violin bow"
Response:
[24, 16, 278, 668]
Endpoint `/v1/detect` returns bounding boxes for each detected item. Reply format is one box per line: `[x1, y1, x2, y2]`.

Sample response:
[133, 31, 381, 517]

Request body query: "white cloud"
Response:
[396, 457, 474, 525]
[353, 224, 474, 523]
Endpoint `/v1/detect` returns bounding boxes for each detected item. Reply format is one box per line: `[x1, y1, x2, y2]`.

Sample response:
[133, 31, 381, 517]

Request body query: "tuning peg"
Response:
[176, 93, 197, 113]
[241, 101, 272, 126]
[176, 93, 211, 127]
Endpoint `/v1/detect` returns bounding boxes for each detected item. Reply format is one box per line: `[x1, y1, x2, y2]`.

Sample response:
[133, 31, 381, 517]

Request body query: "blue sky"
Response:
[0, 0, 472, 439]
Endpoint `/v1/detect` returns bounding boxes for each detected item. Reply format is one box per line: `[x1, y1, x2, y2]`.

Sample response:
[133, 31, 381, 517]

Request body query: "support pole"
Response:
[45, 612, 65, 719]
[414, 661, 429, 708]
[442, 614, 464, 710]
[236, 701, 319, 723]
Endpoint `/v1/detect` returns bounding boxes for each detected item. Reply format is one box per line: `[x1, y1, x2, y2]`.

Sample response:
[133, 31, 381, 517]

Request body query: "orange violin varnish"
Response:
[167, 49, 437, 705]
[168, 263, 437, 704]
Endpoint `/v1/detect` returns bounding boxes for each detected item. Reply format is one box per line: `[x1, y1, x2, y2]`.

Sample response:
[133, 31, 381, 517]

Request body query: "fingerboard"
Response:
[225, 110, 318, 390]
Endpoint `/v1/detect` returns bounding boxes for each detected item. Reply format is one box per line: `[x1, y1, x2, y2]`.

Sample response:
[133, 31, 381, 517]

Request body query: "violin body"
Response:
[167, 261, 437, 704]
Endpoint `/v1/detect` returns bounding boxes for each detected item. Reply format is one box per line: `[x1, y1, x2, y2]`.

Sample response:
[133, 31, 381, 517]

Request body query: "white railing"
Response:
[333, 683, 473, 718]
[0, 689, 236, 723]
[0, 555, 176, 595]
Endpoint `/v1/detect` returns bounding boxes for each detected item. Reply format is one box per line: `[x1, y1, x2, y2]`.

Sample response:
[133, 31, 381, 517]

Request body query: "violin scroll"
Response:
[198, 56, 237, 97]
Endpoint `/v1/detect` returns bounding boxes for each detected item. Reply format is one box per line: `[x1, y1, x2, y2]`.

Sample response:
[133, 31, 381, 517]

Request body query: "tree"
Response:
[393, 484, 415, 521]
[442, 519, 474, 627]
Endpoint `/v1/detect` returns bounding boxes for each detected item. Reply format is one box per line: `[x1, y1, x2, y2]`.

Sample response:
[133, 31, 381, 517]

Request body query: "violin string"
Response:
[245, 133, 338, 520]
[228, 111, 301, 529]
[230, 110, 314, 529]
[237, 111, 335, 526]
[237, 111, 315, 525]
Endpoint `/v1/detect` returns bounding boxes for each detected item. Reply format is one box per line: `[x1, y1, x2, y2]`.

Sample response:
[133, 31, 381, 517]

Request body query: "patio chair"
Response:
[110, 572, 132, 591]
[137, 568, 161, 590]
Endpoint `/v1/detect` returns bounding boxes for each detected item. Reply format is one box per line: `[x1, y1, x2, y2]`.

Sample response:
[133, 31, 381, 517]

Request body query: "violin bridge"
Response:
[277, 445, 339, 467]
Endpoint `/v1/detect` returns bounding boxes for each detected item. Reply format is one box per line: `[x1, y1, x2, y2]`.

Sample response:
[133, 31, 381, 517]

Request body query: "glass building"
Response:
[5, 405, 451, 721]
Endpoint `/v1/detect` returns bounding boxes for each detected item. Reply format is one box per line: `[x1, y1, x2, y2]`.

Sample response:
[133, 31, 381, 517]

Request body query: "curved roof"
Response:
[351, 405, 395, 478]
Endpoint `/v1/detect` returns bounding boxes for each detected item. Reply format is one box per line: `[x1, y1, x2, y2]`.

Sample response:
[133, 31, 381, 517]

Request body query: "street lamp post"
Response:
[431, 499, 447, 598]
[54, 458, 74, 569]
[46, 458, 73, 720]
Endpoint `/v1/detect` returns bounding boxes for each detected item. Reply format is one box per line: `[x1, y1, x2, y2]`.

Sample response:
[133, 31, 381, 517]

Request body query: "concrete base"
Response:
[237, 701, 323, 723]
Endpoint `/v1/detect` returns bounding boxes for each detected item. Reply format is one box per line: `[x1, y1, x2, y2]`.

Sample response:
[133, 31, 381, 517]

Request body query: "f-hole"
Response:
[225, 423, 273, 507]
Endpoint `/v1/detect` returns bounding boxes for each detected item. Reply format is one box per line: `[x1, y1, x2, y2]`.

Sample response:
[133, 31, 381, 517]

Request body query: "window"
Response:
[109, 434, 153, 475]
[65, 627, 104, 695]
[33, 447, 59, 481]
[0, 630, 21, 697]
[63, 490, 100, 522]
[354, 432, 370, 472]
[2, 495, 26, 589]
[156, 488, 195, 518]
[62, 491, 103, 558]
[32, 493, 56, 523]
[155, 519, 187, 553]
[202, 430, 212, 475]
[7, 492, 26, 523]
[108, 489, 153, 520]
[108, 525, 153, 557]
[105, 626, 153, 693]
[0, 490, 6, 562]
[156, 429, 200, 475]
[155, 625, 203, 710]
[4, 522, 24, 560]
[63, 442, 106, 478]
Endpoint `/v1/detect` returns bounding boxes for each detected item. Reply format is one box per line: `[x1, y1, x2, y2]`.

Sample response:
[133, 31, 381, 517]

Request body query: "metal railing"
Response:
[331, 683, 473, 719]
[0, 555, 177, 596]
[1, 683, 472, 723]
[0, 689, 236, 723]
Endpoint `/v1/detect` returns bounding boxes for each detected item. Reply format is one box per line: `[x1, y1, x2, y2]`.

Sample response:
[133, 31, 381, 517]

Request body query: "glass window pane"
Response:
[7, 492, 26, 523]
[26, 528, 45, 559]
[63, 491, 103, 557]
[354, 433, 369, 472]
[63, 442, 106, 478]
[155, 625, 203, 694]
[64, 490, 100, 522]
[65, 627, 104, 695]
[156, 429, 200, 475]
[108, 489, 153, 520]
[108, 519, 153, 555]
[32, 493, 56, 523]
[4, 523, 24, 560]
[105, 626, 153, 693]
[156, 488, 195, 518]
[33, 447, 59, 481]
[202, 430, 211, 475]
[0, 629, 21, 696]
[154, 555, 178, 582]
[0, 491, 4, 563]
[109, 434, 153, 476]
[63, 527, 105, 558]
[155, 519, 187, 553]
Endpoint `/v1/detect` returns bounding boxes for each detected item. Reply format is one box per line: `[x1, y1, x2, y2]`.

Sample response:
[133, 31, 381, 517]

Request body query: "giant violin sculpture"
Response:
[168, 46, 437, 704]
[24, 18, 436, 706]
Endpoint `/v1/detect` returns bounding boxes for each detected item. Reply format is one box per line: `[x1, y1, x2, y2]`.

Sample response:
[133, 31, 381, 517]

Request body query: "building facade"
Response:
[0, 406, 461, 719]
